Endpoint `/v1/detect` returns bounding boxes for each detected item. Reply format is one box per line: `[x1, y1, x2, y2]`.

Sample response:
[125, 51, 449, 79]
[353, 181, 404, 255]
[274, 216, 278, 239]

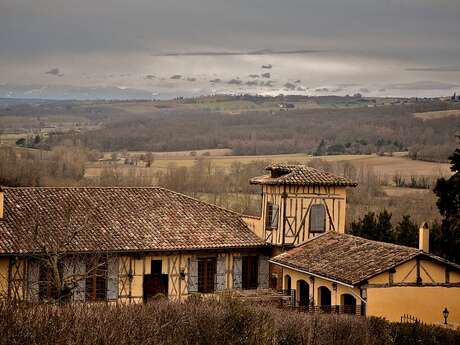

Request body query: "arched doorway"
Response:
[341, 294, 357, 314]
[284, 275, 291, 293]
[296, 280, 310, 307]
[318, 286, 331, 312]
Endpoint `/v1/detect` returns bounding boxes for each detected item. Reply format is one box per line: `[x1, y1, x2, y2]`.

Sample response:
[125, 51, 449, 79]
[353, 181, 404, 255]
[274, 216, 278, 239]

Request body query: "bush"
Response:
[0, 299, 458, 345]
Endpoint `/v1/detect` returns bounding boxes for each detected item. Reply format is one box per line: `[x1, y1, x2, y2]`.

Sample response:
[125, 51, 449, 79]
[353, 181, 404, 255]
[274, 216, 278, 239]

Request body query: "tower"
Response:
[245, 164, 357, 248]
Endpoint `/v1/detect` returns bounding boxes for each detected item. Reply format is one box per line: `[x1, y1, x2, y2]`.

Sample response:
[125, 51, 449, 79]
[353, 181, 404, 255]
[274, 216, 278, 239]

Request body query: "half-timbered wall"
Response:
[365, 258, 460, 325]
[257, 185, 347, 246]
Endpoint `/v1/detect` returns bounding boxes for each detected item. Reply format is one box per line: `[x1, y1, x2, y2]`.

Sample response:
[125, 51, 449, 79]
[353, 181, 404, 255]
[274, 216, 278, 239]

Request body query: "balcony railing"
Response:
[278, 289, 365, 316]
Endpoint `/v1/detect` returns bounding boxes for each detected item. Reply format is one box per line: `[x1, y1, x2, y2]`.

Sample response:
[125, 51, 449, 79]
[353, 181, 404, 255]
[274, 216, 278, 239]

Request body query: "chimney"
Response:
[419, 222, 429, 252]
[0, 187, 3, 220]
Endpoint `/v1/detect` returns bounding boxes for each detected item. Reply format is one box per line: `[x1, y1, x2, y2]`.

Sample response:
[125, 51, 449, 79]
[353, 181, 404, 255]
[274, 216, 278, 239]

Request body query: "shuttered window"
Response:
[309, 204, 326, 233]
[198, 257, 216, 293]
[265, 202, 279, 229]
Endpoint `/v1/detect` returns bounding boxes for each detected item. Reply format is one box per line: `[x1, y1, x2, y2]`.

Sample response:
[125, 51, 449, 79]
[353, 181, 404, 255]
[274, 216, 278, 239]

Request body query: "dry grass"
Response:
[413, 109, 460, 120]
[0, 298, 458, 345]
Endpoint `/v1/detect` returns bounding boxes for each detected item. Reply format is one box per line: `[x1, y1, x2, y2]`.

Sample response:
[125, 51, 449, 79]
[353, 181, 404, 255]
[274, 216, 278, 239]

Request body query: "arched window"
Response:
[341, 293, 357, 314]
[310, 204, 326, 233]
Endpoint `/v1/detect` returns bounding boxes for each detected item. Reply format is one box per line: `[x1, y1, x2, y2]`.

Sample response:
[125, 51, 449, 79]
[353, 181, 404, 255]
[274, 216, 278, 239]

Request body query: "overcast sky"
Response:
[1, 0, 459, 98]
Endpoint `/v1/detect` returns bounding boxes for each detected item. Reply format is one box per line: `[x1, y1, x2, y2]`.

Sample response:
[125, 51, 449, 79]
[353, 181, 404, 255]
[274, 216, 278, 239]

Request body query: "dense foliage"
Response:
[0, 298, 458, 345]
[433, 140, 460, 263]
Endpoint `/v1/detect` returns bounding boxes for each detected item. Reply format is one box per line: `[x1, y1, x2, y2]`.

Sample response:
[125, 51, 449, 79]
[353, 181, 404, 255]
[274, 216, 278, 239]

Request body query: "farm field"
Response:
[85, 152, 452, 181]
[413, 109, 460, 120]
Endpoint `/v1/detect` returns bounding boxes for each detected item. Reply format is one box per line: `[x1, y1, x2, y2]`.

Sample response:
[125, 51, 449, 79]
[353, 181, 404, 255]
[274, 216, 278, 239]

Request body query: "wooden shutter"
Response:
[215, 256, 226, 291]
[257, 256, 269, 289]
[232, 256, 242, 289]
[188, 256, 198, 293]
[107, 256, 119, 301]
[271, 204, 279, 228]
[27, 260, 40, 302]
[73, 259, 86, 302]
[310, 204, 326, 233]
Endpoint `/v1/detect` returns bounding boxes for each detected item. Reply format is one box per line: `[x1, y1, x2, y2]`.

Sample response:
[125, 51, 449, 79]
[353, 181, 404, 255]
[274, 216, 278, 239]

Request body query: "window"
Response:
[151, 260, 162, 275]
[198, 257, 216, 293]
[85, 257, 107, 302]
[265, 202, 279, 229]
[242, 256, 258, 289]
[39, 263, 61, 301]
[310, 204, 326, 233]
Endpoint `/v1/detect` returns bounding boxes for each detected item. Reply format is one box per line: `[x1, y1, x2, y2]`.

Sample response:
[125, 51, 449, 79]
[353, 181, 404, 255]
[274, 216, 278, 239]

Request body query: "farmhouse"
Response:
[0, 187, 269, 303]
[0, 163, 459, 326]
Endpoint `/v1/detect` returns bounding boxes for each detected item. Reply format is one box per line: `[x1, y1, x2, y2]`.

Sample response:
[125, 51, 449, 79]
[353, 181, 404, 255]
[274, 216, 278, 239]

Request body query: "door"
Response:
[143, 274, 168, 301]
[242, 256, 259, 290]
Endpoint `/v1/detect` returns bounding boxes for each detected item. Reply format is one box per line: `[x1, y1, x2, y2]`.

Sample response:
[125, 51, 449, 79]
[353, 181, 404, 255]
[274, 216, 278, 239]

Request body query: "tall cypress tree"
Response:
[433, 138, 460, 263]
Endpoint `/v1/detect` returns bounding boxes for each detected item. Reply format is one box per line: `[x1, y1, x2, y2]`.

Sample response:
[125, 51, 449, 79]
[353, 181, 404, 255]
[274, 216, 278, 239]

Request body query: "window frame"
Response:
[85, 257, 108, 302]
[197, 257, 217, 293]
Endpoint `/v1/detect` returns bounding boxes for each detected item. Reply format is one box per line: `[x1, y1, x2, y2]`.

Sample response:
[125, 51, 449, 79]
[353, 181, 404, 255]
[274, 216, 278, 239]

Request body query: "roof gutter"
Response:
[268, 259, 355, 288]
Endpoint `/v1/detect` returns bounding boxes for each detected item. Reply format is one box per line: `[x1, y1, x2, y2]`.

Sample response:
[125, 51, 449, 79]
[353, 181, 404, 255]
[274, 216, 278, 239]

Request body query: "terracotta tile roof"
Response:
[270, 232, 460, 286]
[250, 164, 357, 187]
[0, 187, 266, 254]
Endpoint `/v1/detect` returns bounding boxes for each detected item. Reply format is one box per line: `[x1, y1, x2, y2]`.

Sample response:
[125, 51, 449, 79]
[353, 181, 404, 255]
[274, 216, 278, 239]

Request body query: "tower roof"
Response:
[249, 164, 357, 187]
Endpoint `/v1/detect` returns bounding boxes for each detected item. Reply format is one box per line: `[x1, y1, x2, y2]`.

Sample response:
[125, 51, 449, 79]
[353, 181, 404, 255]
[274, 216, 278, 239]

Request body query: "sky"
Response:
[0, 0, 459, 99]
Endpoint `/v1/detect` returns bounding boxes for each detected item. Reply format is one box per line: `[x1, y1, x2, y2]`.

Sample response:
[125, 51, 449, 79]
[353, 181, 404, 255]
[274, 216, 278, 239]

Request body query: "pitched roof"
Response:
[0, 187, 266, 254]
[250, 164, 357, 187]
[270, 232, 460, 286]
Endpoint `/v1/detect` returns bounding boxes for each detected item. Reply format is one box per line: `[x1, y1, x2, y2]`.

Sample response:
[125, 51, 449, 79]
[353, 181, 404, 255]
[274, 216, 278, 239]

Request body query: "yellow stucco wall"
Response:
[366, 257, 460, 326]
[367, 287, 460, 326]
[281, 267, 362, 306]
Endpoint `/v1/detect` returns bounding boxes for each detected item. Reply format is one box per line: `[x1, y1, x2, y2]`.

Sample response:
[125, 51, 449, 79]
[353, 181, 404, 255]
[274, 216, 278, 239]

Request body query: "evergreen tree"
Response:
[376, 210, 393, 242]
[433, 139, 460, 263]
[394, 215, 418, 248]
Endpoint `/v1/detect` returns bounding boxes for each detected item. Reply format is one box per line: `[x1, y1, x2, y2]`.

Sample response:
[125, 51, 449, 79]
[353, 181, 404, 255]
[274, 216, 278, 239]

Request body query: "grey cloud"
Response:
[406, 66, 460, 72]
[261, 64, 272, 69]
[261, 72, 271, 78]
[245, 80, 258, 86]
[389, 81, 459, 90]
[186, 77, 197, 82]
[145, 75, 156, 80]
[45, 68, 64, 77]
[283, 82, 296, 90]
[209, 78, 222, 83]
[170, 75, 182, 80]
[228, 79, 242, 85]
[248, 74, 259, 78]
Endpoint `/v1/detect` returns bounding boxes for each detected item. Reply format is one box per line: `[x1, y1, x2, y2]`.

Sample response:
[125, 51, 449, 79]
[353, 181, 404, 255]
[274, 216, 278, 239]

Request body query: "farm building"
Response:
[270, 230, 460, 326]
[0, 187, 269, 303]
[0, 164, 459, 326]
